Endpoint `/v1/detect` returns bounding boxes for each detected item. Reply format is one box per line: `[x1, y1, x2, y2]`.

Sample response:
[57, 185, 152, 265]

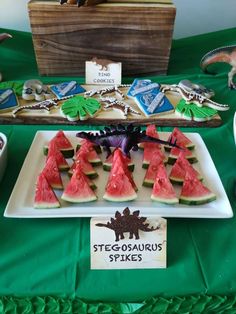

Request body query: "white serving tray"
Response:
[4, 131, 233, 218]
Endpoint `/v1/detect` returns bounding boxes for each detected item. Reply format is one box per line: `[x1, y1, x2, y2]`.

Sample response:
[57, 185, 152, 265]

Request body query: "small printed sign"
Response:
[86, 57, 122, 85]
[90, 215, 167, 270]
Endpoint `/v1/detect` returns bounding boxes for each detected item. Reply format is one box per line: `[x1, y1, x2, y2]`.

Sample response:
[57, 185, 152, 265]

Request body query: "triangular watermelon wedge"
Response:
[165, 127, 195, 151]
[62, 167, 97, 203]
[69, 163, 97, 190]
[47, 140, 70, 171]
[103, 148, 134, 171]
[44, 130, 74, 158]
[143, 146, 167, 169]
[169, 152, 203, 184]
[109, 149, 137, 191]
[103, 164, 137, 202]
[42, 156, 63, 189]
[168, 145, 197, 165]
[34, 173, 60, 208]
[143, 154, 164, 187]
[139, 124, 160, 150]
[70, 150, 98, 179]
[151, 163, 178, 204]
[179, 169, 216, 205]
[76, 139, 102, 166]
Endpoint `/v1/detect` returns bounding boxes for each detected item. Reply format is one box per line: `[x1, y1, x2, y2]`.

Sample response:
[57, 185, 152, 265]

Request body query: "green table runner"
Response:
[0, 27, 236, 313]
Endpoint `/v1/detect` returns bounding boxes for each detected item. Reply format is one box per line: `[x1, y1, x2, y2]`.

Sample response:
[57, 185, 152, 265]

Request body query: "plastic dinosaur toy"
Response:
[200, 45, 236, 89]
[76, 124, 179, 157]
[96, 207, 159, 241]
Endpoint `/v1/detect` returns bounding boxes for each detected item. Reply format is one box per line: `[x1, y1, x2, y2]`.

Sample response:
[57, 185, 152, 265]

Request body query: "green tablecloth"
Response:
[0, 27, 236, 313]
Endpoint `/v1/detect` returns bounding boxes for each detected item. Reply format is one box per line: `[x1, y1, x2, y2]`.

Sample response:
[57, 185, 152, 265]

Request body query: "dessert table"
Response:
[0, 26, 236, 313]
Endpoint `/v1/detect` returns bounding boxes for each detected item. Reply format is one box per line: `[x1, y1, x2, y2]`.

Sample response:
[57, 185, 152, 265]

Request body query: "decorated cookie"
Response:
[0, 88, 19, 112]
[61, 95, 101, 121]
[179, 79, 215, 98]
[22, 79, 53, 101]
[127, 79, 174, 116]
[50, 81, 85, 99]
[175, 99, 218, 121]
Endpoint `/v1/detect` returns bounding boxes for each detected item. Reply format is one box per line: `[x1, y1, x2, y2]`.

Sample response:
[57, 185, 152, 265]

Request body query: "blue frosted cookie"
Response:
[50, 81, 86, 99]
[0, 88, 19, 112]
[127, 79, 174, 116]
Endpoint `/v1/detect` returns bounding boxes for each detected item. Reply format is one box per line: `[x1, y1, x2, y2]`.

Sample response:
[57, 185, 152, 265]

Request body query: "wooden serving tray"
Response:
[0, 85, 222, 127]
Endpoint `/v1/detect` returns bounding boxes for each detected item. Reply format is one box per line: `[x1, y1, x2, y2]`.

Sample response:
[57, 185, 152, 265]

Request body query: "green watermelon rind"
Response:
[151, 195, 179, 205]
[43, 146, 74, 158]
[179, 193, 216, 205]
[103, 162, 135, 172]
[169, 174, 203, 184]
[103, 193, 137, 202]
[164, 143, 195, 152]
[34, 201, 60, 209]
[61, 194, 97, 203]
[142, 179, 155, 188]
[168, 155, 198, 165]
[68, 169, 98, 179]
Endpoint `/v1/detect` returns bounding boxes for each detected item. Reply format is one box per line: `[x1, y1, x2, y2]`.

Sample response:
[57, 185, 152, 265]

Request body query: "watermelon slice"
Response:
[103, 148, 135, 172]
[103, 164, 137, 202]
[62, 167, 97, 203]
[169, 152, 202, 184]
[143, 154, 164, 187]
[76, 142, 102, 154]
[47, 140, 70, 171]
[69, 157, 98, 179]
[168, 146, 197, 165]
[68, 162, 97, 190]
[75, 140, 102, 166]
[179, 169, 216, 205]
[151, 163, 178, 204]
[139, 124, 160, 149]
[143, 146, 167, 169]
[165, 127, 195, 151]
[34, 173, 60, 208]
[42, 156, 63, 189]
[109, 149, 138, 191]
[44, 130, 74, 158]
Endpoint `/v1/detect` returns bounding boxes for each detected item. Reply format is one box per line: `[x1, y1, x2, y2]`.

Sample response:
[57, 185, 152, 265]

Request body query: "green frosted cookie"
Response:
[60, 96, 101, 121]
[175, 99, 218, 122]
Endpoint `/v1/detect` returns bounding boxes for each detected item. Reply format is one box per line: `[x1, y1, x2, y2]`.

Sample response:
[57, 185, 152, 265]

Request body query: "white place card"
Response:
[85, 58, 122, 85]
[90, 215, 167, 270]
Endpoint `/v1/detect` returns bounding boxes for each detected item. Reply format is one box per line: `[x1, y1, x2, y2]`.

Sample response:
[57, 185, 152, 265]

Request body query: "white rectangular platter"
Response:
[4, 131, 233, 218]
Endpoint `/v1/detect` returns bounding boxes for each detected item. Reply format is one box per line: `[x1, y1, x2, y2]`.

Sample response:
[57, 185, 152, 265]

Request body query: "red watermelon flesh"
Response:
[165, 127, 195, 151]
[69, 154, 98, 179]
[179, 169, 216, 205]
[143, 146, 167, 168]
[110, 150, 137, 191]
[151, 163, 178, 204]
[34, 173, 60, 208]
[71, 163, 97, 190]
[140, 124, 160, 149]
[62, 167, 97, 203]
[42, 156, 63, 189]
[47, 140, 69, 171]
[143, 153, 164, 187]
[168, 145, 197, 165]
[104, 164, 137, 202]
[103, 148, 134, 171]
[76, 139, 102, 166]
[44, 130, 74, 158]
[169, 152, 202, 184]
